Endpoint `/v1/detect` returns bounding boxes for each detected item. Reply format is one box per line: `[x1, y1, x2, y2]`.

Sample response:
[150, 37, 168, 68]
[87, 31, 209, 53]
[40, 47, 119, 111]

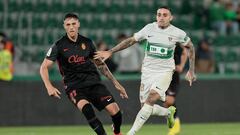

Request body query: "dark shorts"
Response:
[166, 71, 180, 97]
[66, 83, 115, 111]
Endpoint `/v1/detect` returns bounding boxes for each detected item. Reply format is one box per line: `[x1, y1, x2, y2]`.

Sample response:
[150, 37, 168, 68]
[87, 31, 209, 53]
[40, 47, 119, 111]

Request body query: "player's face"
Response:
[156, 8, 173, 28]
[63, 18, 80, 38]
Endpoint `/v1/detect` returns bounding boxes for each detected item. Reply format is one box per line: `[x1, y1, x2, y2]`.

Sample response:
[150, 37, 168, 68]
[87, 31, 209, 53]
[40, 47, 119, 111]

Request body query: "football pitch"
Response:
[0, 123, 239, 135]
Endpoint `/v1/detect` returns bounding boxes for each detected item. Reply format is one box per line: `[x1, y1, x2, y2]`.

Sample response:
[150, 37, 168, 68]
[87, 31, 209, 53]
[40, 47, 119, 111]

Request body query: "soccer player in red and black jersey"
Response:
[40, 13, 128, 135]
[164, 45, 188, 135]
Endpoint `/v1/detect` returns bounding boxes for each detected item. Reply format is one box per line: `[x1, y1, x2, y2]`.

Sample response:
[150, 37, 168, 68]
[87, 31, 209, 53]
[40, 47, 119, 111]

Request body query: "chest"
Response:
[60, 42, 92, 64]
[146, 31, 180, 48]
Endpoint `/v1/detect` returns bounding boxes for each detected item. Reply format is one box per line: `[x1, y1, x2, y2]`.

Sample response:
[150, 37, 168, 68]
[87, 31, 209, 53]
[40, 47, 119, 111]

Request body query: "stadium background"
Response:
[0, 0, 240, 134]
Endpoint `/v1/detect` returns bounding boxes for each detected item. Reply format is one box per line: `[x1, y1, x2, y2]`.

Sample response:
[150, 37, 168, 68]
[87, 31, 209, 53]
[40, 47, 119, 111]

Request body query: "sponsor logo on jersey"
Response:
[146, 42, 174, 59]
[168, 37, 173, 41]
[150, 46, 168, 55]
[68, 55, 86, 64]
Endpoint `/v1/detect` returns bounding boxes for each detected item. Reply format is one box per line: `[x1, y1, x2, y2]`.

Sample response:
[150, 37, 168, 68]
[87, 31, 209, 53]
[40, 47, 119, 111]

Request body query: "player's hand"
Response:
[185, 70, 197, 86]
[175, 65, 184, 73]
[114, 82, 128, 99]
[94, 51, 112, 62]
[46, 86, 61, 99]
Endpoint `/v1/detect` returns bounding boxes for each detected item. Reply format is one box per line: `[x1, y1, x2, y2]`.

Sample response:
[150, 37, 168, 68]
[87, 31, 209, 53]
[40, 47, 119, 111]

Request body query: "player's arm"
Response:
[94, 37, 137, 61]
[92, 58, 128, 99]
[40, 58, 61, 99]
[184, 40, 197, 86]
[109, 36, 138, 53]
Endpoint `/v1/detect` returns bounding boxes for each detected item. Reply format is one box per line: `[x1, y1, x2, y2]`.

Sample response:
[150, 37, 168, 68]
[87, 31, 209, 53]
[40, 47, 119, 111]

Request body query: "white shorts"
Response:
[139, 71, 173, 103]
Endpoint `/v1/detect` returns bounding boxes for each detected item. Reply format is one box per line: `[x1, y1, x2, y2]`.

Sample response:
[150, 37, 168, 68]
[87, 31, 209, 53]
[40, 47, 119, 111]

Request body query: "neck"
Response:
[159, 24, 170, 29]
[67, 34, 78, 42]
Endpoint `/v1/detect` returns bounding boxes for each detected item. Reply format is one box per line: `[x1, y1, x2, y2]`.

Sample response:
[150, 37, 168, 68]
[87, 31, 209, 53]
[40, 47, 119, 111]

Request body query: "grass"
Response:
[0, 123, 240, 135]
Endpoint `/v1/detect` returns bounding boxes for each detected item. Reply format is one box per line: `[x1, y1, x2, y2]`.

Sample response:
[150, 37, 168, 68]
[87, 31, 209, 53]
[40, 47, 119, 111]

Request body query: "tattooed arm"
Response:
[184, 40, 197, 86]
[186, 41, 195, 72]
[92, 58, 128, 99]
[109, 37, 138, 53]
[94, 37, 137, 61]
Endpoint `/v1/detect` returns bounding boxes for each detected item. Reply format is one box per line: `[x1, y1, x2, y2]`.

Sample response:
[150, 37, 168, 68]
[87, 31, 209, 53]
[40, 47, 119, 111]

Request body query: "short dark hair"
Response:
[158, 6, 172, 13]
[0, 39, 6, 45]
[63, 13, 79, 21]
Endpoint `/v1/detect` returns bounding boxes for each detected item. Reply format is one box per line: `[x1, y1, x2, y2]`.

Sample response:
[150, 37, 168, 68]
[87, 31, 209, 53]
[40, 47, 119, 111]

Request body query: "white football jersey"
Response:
[134, 22, 190, 73]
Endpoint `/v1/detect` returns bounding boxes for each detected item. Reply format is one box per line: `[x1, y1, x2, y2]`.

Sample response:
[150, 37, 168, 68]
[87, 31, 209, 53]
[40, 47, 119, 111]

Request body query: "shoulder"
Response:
[54, 36, 66, 47]
[143, 22, 156, 30]
[169, 25, 187, 36]
[79, 34, 93, 44]
[170, 25, 191, 45]
[136, 22, 156, 35]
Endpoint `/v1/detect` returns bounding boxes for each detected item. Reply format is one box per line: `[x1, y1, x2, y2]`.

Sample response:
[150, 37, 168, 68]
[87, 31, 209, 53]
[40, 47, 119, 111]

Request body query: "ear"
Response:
[63, 23, 66, 30]
[77, 21, 80, 28]
[170, 15, 173, 21]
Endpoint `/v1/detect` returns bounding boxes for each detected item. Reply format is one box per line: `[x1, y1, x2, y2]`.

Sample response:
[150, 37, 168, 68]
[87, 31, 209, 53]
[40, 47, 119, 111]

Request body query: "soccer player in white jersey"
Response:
[94, 6, 196, 135]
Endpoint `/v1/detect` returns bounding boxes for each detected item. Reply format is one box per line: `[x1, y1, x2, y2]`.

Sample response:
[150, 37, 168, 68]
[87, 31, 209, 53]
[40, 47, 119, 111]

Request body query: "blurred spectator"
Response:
[180, 0, 192, 15]
[0, 39, 13, 81]
[232, 0, 239, 9]
[0, 32, 15, 58]
[195, 39, 215, 73]
[209, 0, 227, 35]
[236, 3, 240, 30]
[115, 34, 143, 74]
[96, 41, 118, 73]
[224, 2, 239, 35]
[193, 2, 210, 29]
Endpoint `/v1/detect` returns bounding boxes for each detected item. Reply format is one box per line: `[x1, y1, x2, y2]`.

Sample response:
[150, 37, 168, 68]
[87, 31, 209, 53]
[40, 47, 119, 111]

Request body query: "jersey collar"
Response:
[154, 22, 172, 31]
[65, 33, 81, 44]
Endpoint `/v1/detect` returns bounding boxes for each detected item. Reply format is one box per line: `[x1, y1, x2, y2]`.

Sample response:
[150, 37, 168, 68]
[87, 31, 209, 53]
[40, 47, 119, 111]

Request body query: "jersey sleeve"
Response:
[46, 43, 58, 61]
[178, 30, 191, 46]
[89, 40, 97, 59]
[133, 24, 149, 42]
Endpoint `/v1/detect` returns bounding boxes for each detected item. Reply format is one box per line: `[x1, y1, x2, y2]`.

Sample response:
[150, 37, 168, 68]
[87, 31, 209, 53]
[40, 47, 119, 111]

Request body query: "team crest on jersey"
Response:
[168, 37, 173, 41]
[81, 43, 86, 50]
